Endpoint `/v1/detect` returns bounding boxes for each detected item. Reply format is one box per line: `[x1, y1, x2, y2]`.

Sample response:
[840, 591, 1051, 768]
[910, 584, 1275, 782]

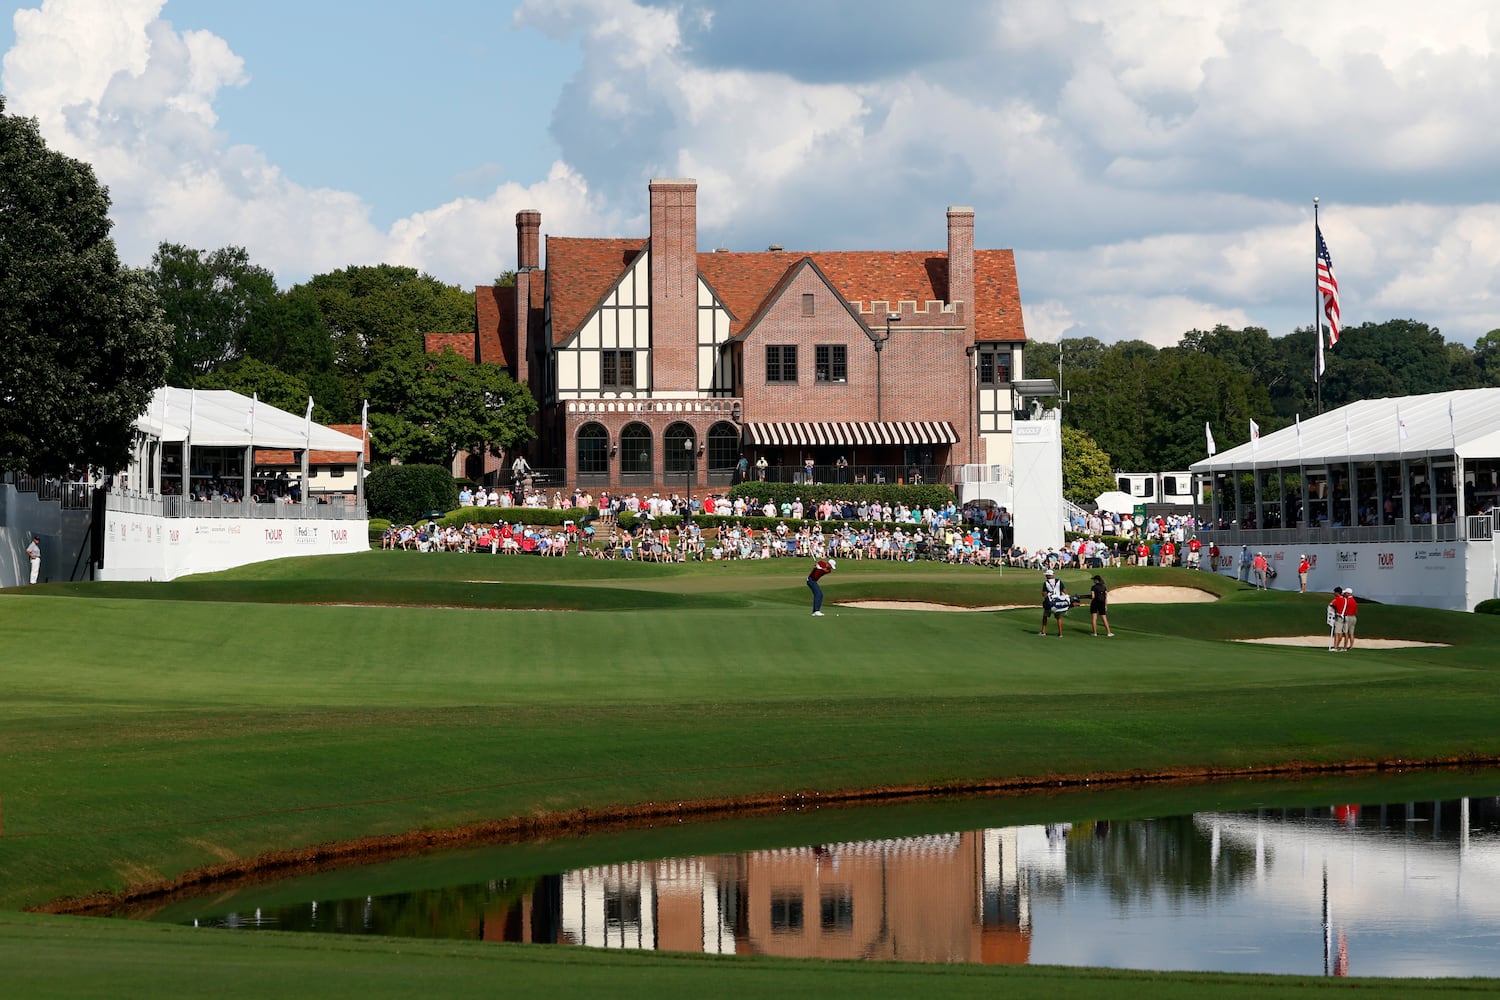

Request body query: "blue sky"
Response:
[4, 0, 1499, 346]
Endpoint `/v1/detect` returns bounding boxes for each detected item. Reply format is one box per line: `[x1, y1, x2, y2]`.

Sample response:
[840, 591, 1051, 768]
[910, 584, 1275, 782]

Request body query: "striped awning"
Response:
[744, 421, 958, 447]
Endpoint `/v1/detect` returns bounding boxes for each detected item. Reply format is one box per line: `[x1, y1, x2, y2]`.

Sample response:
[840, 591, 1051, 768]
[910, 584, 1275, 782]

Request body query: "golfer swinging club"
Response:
[807, 555, 836, 616]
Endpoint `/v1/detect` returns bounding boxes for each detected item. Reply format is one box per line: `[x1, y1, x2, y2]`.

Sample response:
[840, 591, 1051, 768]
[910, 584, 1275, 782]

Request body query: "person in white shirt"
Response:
[26, 534, 41, 584]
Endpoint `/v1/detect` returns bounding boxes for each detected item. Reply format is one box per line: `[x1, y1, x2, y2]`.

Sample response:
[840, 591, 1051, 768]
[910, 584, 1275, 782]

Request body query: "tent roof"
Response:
[1190, 388, 1500, 473]
[135, 388, 365, 452]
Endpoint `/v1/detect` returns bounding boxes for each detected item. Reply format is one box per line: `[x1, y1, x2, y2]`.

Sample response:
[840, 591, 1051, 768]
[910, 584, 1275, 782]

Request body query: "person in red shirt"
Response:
[1327, 587, 1347, 651]
[1337, 590, 1359, 651]
[807, 557, 836, 616]
[1135, 541, 1149, 566]
[1187, 535, 1202, 569]
[1161, 539, 1177, 567]
[1297, 554, 1311, 593]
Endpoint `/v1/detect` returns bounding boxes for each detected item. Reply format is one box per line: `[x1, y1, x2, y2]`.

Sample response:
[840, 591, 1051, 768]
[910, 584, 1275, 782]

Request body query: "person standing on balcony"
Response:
[835, 455, 849, 484]
[755, 455, 768, 482]
[26, 534, 41, 584]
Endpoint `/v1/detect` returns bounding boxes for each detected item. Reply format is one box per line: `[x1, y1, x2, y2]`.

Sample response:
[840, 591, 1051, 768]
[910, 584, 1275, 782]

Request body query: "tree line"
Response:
[145, 245, 534, 467]
[1032, 322, 1500, 503]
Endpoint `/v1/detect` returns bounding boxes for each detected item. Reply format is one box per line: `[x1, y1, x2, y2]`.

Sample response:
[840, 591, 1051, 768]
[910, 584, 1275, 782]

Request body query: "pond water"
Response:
[135, 782, 1500, 978]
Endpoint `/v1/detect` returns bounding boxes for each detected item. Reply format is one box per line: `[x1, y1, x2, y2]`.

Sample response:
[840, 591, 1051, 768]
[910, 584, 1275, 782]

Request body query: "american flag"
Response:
[1317, 225, 1341, 346]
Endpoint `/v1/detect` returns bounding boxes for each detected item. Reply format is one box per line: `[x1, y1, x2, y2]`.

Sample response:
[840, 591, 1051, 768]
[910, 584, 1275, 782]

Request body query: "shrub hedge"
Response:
[726, 481, 956, 509]
[364, 465, 460, 523]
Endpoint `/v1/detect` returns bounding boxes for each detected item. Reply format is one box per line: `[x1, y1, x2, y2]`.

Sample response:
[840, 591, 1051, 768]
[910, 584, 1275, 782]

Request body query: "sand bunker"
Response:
[1234, 636, 1449, 649]
[840, 585, 1217, 613]
[1108, 585, 1216, 604]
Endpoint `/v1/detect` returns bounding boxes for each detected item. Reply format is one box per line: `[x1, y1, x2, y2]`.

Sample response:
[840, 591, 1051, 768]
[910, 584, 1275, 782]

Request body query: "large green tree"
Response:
[148, 242, 278, 384]
[1060, 426, 1115, 505]
[367, 346, 536, 465]
[295, 264, 475, 403]
[237, 285, 345, 417]
[0, 98, 169, 475]
[194, 357, 310, 416]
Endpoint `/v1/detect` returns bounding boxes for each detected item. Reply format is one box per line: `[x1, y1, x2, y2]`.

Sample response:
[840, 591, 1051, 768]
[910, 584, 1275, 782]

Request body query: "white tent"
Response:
[136, 387, 364, 452]
[1190, 388, 1500, 472]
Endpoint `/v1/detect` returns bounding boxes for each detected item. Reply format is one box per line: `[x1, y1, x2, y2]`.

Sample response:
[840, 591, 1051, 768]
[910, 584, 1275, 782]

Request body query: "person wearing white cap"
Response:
[1039, 568, 1069, 636]
[1336, 590, 1359, 651]
[807, 555, 836, 616]
[1251, 550, 1269, 590]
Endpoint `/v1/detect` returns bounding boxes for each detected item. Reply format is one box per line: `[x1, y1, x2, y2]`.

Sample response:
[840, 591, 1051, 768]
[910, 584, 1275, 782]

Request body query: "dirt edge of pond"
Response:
[38, 754, 1500, 918]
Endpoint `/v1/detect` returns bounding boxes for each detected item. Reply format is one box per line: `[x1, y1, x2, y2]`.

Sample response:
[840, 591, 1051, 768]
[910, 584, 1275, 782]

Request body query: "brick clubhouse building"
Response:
[430, 179, 1029, 493]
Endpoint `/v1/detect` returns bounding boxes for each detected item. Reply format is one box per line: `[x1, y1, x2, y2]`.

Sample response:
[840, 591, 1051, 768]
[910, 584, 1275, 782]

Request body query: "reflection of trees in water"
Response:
[239, 879, 539, 940]
[1031, 818, 1258, 909]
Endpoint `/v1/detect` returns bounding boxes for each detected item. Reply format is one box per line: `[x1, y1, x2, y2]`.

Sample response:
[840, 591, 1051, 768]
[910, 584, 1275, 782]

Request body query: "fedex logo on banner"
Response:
[265, 528, 284, 543]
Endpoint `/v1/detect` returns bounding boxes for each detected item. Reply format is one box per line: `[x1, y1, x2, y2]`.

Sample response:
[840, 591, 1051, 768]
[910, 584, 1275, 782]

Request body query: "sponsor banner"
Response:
[100, 514, 367, 582]
[1191, 538, 1483, 612]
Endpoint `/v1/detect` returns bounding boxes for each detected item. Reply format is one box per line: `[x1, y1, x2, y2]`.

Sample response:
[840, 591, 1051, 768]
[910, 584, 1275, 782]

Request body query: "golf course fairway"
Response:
[4, 551, 1500, 997]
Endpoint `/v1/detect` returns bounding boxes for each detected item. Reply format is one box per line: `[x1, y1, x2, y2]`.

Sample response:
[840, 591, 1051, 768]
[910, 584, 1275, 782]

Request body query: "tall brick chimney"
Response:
[516, 209, 541, 270]
[514, 209, 541, 390]
[947, 206, 975, 340]
[649, 179, 698, 393]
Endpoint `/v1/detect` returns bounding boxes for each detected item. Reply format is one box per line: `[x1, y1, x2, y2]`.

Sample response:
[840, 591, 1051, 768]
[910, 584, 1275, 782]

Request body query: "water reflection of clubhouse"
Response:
[477, 798, 1500, 972]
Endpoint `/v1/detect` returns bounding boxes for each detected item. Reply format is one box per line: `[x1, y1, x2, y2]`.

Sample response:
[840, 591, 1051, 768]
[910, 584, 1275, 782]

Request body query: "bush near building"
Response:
[364, 464, 459, 522]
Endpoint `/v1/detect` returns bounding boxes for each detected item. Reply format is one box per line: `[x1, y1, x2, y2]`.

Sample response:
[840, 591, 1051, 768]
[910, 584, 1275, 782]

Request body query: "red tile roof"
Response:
[424, 332, 476, 358]
[255, 424, 370, 467]
[544, 241, 1026, 344]
[474, 285, 513, 366]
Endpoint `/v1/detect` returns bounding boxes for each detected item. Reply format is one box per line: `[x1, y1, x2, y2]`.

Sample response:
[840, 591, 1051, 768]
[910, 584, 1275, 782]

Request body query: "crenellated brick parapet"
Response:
[856, 299, 968, 330]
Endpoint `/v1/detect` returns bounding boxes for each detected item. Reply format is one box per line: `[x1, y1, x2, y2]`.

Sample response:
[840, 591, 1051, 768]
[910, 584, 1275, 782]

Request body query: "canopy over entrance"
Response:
[744, 421, 957, 447]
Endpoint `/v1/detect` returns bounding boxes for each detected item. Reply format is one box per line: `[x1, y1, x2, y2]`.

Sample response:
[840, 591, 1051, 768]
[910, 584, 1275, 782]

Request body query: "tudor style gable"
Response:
[731, 258, 870, 422]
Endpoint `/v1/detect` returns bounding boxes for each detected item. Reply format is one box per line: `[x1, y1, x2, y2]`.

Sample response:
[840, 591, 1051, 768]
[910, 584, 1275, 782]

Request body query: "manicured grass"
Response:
[4, 552, 1500, 995]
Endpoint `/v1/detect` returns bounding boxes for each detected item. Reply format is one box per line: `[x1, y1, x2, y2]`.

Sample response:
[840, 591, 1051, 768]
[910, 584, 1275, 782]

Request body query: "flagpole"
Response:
[1314, 197, 1323, 416]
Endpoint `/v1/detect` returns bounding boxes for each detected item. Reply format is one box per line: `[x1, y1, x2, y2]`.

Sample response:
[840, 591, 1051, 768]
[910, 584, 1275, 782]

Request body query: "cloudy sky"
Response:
[4, 0, 1498, 346]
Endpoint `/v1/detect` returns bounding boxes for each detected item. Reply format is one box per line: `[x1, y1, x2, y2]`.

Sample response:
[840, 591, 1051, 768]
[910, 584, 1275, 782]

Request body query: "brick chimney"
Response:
[514, 209, 541, 390]
[649, 179, 698, 393]
[947, 206, 975, 340]
[516, 209, 541, 270]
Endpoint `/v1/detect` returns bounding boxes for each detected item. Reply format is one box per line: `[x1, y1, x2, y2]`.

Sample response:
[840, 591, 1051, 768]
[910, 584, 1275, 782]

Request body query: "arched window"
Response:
[576, 423, 608, 475]
[707, 421, 739, 473]
[620, 423, 653, 475]
[664, 422, 695, 473]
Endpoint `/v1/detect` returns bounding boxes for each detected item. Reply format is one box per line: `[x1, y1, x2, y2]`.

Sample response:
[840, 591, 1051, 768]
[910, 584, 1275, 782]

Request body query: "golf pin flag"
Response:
[1205, 421, 1217, 457]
